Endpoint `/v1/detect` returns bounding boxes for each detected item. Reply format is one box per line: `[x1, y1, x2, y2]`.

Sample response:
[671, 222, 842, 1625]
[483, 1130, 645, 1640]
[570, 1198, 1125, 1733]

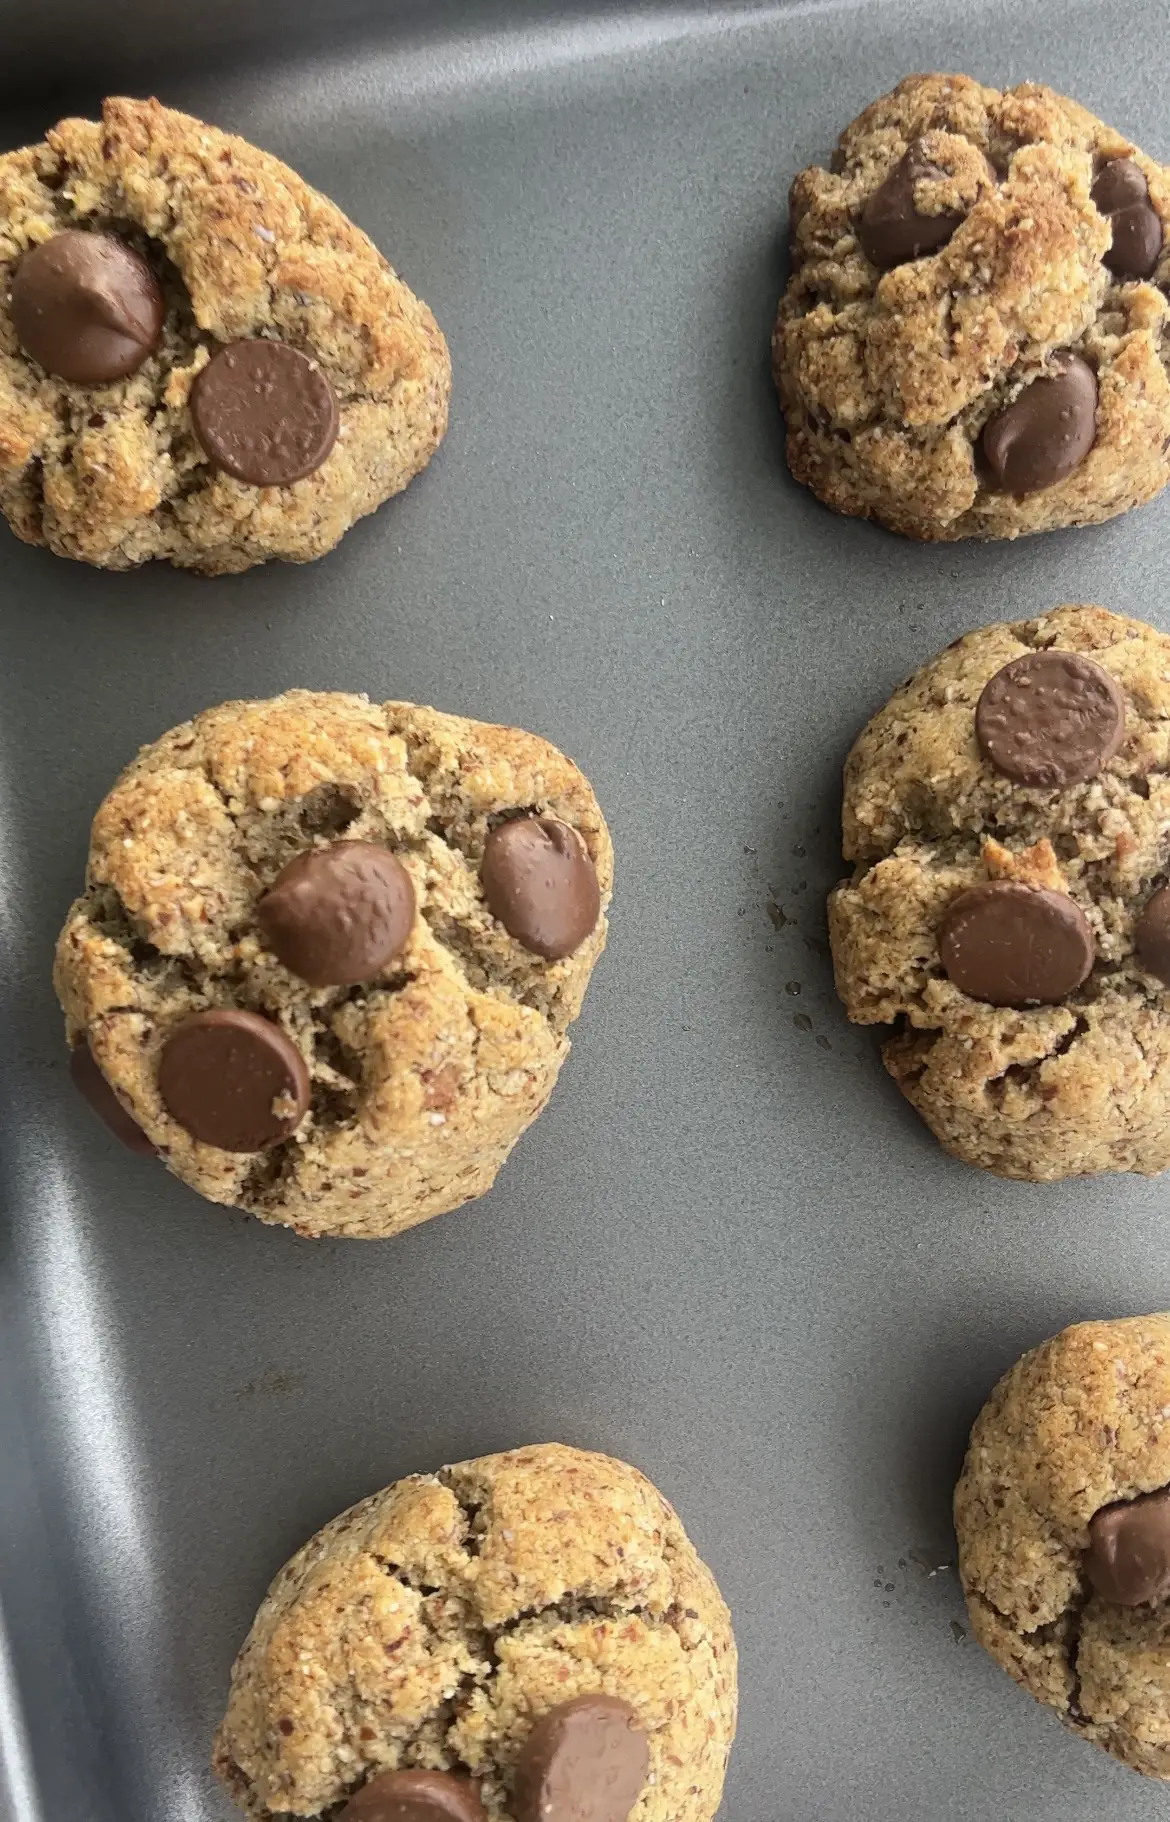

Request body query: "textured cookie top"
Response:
[777, 74, 1170, 539]
[213, 1444, 737, 1822]
[54, 692, 612, 1236]
[956, 1315, 1170, 1776]
[0, 97, 450, 571]
[841, 604, 1170, 874]
[829, 605, 1170, 1177]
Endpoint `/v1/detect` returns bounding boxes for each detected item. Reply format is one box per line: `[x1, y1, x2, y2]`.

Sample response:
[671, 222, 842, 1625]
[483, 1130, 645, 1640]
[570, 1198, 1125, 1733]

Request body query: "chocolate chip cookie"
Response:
[829, 604, 1170, 1180]
[212, 1443, 737, 1822]
[955, 1313, 1170, 1778]
[53, 691, 611, 1238]
[0, 96, 450, 572]
[775, 74, 1170, 539]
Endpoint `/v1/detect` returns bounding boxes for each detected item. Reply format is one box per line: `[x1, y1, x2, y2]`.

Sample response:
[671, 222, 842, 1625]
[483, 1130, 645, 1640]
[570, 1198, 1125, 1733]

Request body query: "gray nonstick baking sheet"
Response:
[4, 3, 1170, 1818]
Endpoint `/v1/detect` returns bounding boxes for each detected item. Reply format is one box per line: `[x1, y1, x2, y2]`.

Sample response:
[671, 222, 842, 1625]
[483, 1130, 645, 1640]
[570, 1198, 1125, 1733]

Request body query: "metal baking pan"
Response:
[3, 2, 1170, 1818]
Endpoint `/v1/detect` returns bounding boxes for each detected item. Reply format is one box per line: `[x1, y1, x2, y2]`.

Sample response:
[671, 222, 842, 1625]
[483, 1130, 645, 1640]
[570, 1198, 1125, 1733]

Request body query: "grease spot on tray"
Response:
[234, 1367, 306, 1402]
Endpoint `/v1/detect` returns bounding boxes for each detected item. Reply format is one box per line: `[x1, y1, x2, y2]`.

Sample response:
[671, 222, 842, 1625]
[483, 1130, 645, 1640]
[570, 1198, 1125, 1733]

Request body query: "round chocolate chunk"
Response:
[481, 817, 601, 960]
[858, 140, 965, 270]
[190, 339, 339, 486]
[1135, 885, 1170, 984]
[979, 356, 1098, 495]
[1087, 1488, 1170, 1606]
[937, 881, 1095, 1007]
[10, 230, 163, 383]
[975, 649, 1125, 788]
[69, 1041, 157, 1155]
[340, 1769, 487, 1822]
[158, 1009, 309, 1151]
[1092, 157, 1163, 280]
[257, 842, 415, 987]
[514, 1695, 649, 1822]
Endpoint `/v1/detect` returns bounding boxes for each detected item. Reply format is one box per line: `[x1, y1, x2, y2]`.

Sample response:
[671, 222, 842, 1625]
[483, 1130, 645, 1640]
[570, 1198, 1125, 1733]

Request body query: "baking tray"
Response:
[3, 2, 1170, 1818]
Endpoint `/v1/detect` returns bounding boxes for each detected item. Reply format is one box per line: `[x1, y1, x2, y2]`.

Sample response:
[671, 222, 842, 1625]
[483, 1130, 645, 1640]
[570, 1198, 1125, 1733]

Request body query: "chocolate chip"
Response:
[10, 230, 163, 383]
[938, 882, 1095, 1007]
[980, 356, 1098, 495]
[514, 1696, 649, 1822]
[1087, 1489, 1170, 1605]
[1135, 886, 1170, 984]
[190, 339, 339, 485]
[1092, 158, 1162, 280]
[481, 818, 601, 960]
[257, 842, 415, 986]
[339, 1771, 486, 1822]
[858, 140, 966, 269]
[158, 1010, 309, 1151]
[69, 1041, 156, 1155]
[975, 650, 1125, 788]
[1093, 157, 1149, 212]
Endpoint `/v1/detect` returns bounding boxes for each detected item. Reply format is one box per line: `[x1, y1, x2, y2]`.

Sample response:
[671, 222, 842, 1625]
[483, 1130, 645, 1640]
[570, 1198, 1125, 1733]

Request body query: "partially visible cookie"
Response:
[956, 1313, 1170, 1778]
[775, 74, 1170, 539]
[0, 96, 450, 572]
[829, 604, 1170, 1180]
[212, 1443, 737, 1822]
[54, 691, 611, 1238]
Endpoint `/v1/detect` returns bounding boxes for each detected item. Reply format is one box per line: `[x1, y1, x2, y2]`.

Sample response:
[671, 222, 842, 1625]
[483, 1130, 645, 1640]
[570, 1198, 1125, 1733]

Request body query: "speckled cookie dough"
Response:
[213, 1443, 737, 1822]
[53, 691, 612, 1238]
[775, 74, 1170, 540]
[956, 1313, 1170, 1779]
[829, 604, 1170, 1180]
[0, 96, 450, 572]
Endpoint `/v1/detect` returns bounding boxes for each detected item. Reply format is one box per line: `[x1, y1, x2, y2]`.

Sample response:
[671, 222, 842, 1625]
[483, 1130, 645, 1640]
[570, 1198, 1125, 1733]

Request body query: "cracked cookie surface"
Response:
[828, 604, 1170, 1180]
[0, 96, 450, 572]
[775, 74, 1170, 540]
[956, 1314, 1170, 1778]
[53, 691, 611, 1238]
[212, 1443, 737, 1821]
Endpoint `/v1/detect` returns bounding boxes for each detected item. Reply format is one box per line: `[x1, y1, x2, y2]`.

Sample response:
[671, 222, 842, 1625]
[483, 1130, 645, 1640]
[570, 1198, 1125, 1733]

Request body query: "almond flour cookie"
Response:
[956, 1313, 1170, 1778]
[213, 1444, 737, 1822]
[775, 74, 1170, 539]
[54, 691, 611, 1239]
[829, 604, 1170, 1181]
[0, 96, 450, 573]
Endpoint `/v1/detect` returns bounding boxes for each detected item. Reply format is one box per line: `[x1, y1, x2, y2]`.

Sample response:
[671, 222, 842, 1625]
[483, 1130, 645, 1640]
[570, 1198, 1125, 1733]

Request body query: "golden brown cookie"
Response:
[212, 1443, 737, 1822]
[54, 691, 612, 1238]
[775, 74, 1170, 539]
[0, 97, 450, 572]
[829, 604, 1170, 1180]
[955, 1313, 1170, 1778]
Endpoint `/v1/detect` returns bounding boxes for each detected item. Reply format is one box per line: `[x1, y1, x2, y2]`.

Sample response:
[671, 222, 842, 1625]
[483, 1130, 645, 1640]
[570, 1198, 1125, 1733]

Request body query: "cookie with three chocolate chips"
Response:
[775, 74, 1170, 540]
[212, 1444, 737, 1822]
[0, 96, 449, 572]
[829, 603, 1170, 1180]
[956, 1313, 1170, 1778]
[53, 691, 611, 1238]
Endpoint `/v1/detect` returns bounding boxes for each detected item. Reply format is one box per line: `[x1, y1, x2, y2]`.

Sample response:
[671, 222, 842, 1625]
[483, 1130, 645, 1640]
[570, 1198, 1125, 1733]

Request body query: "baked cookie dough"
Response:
[956, 1313, 1170, 1778]
[54, 691, 611, 1238]
[0, 96, 450, 573]
[775, 74, 1170, 539]
[213, 1443, 737, 1822]
[829, 604, 1170, 1181]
